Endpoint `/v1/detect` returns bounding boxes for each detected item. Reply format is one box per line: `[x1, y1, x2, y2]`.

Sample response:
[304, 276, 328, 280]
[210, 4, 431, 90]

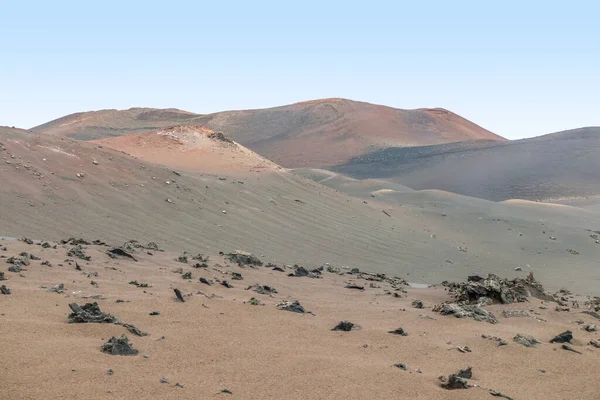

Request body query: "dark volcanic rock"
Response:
[0, 271, 5, 281]
[68, 302, 118, 323]
[101, 335, 138, 355]
[550, 331, 573, 344]
[388, 327, 408, 336]
[332, 321, 357, 331]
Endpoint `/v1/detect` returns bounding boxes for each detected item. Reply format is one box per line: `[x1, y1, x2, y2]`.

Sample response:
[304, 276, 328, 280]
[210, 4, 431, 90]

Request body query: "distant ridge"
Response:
[31, 98, 504, 167]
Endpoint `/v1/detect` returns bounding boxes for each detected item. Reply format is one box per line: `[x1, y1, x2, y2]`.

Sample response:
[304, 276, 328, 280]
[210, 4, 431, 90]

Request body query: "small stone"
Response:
[160, 378, 169, 384]
[583, 324, 597, 332]
[0, 285, 11, 295]
[149, 311, 160, 316]
[393, 363, 407, 370]
[92, 160, 99, 165]
[105, 369, 113, 376]
[221, 389, 233, 394]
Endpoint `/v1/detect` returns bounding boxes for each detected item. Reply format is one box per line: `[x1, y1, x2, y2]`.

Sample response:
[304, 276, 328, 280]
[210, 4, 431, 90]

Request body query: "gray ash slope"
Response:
[331, 127, 600, 202]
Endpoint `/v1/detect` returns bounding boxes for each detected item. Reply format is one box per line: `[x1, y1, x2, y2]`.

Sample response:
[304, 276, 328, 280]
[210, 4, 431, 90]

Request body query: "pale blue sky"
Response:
[1, 0, 598, 139]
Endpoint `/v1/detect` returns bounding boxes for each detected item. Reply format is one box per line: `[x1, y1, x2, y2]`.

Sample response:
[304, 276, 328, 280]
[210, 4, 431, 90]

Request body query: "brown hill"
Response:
[92, 125, 280, 174]
[31, 99, 505, 167]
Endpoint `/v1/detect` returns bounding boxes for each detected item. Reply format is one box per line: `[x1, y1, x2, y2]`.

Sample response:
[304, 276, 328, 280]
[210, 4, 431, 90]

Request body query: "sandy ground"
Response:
[1, 240, 599, 399]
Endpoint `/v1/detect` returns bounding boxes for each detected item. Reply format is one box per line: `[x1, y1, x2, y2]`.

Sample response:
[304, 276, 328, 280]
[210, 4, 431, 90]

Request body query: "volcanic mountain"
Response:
[32, 98, 505, 167]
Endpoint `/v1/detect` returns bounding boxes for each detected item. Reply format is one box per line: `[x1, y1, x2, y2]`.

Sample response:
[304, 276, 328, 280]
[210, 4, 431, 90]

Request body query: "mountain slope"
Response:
[331, 127, 600, 202]
[1, 128, 600, 294]
[31, 99, 504, 167]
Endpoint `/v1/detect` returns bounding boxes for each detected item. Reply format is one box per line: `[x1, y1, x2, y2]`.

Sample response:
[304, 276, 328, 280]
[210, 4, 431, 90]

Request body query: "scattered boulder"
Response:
[174, 288, 185, 302]
[61, 238, 90, 245]
[246, 284, 277, 295]
[561, 344, 582, 354]
[433, 303, 498, 324]
[388, 327, 408, 336]
[68, 303, 118, 323]
[199, 277, 213, 286]
[584, 324, 597, 332]
[276, 300, 305, 313]
[550, 331, 573, 344]
[221, 281, 233, 288]
[482, 334, 508, 346]
[345, 284, 364, 290]
[224, 251, 263, 267]
[513, 333, 541, 348]
[412, 300, 424, 309]
[452, 273, 552, 305]
[248, 297, 261, 306]
[0, 285, 11, 295]
[441, 372, 470, 389]
[121, 323, 148, 337]
[19, 237, 34, 245]
[107, 248, 137, 262]
[182, 272, 192, 280]
[231, 272, 243, 280]
[288, 265, 320, 278]
[129, 281, 149, 288]
[47, 283, 65, 293]
[502, 309, 532, 318]
[68, 245, 91, 261]
[332, 321, 358, 331]
[101, 335, 138, 356]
